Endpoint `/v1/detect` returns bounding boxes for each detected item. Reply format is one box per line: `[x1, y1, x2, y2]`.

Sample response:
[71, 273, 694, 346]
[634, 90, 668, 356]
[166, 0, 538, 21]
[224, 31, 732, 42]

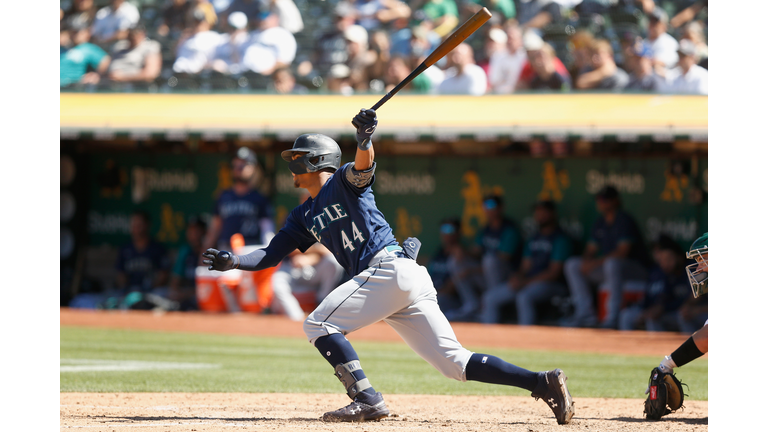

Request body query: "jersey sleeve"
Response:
[498, 225, 521, 255]
[172, 245, 191, 276]
[550, 234, 572, 263]
[281, 206, 318, 253]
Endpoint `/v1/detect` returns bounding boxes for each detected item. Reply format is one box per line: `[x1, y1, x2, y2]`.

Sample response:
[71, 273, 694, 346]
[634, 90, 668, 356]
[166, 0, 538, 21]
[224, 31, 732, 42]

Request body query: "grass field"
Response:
[60, 325, 707, 400]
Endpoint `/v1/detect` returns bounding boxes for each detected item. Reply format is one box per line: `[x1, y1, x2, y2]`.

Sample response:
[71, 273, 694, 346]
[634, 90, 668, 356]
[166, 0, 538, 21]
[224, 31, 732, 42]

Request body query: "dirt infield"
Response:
[60, 309, 708, 431]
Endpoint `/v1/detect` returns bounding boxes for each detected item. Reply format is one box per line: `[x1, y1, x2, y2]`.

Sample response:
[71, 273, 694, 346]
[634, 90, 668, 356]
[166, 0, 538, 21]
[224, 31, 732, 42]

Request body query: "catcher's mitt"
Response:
[643, 367, 687, 420]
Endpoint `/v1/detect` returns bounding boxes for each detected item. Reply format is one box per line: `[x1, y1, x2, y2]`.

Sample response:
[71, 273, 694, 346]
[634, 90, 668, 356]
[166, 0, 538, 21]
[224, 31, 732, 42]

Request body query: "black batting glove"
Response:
[351, 108, 377, 148]
[202, 248, 237, 271]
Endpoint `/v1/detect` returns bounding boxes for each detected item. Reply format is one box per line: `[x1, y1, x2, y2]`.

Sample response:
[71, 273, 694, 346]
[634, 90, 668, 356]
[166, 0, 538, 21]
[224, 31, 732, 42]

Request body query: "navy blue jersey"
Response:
[589, 209, 650, 266]
[523, 228, 572, 277]
[281, 163, 397, 276]
[115, 241, 171, 291]
[213, 188, 274, 246]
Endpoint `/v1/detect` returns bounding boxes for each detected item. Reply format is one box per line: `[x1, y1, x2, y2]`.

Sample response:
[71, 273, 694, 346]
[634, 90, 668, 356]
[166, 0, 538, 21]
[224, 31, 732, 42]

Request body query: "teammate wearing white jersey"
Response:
[203, 108, 574, 424]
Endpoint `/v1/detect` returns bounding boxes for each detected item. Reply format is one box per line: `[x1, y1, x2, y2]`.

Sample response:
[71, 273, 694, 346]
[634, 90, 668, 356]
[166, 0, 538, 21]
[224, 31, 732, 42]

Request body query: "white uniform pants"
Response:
[303, 248, 474, 381]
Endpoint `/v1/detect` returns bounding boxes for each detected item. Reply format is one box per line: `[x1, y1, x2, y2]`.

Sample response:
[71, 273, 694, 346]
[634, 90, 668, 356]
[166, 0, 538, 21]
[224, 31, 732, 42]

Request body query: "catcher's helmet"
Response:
[281, 133, 342, 174]
[685, 232, 708, 298]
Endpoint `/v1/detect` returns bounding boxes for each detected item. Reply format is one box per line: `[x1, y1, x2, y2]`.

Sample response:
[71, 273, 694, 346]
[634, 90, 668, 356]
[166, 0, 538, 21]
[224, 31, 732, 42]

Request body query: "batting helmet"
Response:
[281, 133, 342, 174]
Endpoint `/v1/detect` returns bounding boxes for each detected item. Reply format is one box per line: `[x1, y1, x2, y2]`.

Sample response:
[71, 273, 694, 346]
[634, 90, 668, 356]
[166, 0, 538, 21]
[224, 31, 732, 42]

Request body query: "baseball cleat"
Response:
[532, 369, 575, 425]
[321, 392, 390, 422]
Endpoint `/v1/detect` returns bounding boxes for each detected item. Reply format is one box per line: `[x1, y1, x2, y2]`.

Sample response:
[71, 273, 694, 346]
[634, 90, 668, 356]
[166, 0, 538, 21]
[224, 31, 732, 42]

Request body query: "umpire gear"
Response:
[281, 133, 342, 174]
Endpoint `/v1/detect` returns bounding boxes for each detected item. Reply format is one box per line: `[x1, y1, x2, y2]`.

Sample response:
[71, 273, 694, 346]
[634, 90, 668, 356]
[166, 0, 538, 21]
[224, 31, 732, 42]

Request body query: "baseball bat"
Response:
[370, 7, 492, 111]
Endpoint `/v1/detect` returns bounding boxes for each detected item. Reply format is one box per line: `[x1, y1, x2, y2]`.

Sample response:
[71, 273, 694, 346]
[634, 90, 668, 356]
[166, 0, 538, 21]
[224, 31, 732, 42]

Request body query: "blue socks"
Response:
[465, 353, 540, 393]
[314, 333, 378, 403]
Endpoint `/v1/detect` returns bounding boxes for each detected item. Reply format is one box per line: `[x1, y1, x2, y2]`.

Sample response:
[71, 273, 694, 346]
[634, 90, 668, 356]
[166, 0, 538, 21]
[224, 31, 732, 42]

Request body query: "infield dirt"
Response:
[60, 308, 708, 431]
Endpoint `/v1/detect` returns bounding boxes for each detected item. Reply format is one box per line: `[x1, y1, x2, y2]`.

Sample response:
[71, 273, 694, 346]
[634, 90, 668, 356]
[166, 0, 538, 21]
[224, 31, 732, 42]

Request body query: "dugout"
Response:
[60, 93, 707, 310]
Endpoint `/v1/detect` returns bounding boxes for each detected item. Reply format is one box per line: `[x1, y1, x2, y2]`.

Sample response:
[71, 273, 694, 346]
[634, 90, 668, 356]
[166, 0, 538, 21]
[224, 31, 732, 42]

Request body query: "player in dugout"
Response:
[203, 108, 575, 424]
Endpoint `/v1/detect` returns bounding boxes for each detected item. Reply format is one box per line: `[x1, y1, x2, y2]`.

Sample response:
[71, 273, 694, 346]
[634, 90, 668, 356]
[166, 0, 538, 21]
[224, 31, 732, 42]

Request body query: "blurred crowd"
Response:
[68, 145, 706, 333]
[60, 0, 708, 94]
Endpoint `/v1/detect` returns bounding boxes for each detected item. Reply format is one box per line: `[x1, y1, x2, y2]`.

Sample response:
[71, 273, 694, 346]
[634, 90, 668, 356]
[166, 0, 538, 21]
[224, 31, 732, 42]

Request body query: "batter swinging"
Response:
[203, 108, 575, 424]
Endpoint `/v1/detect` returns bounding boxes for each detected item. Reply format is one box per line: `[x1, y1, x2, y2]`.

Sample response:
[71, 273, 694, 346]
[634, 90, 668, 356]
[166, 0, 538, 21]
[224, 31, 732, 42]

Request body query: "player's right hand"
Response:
[202, 248, 236, 271]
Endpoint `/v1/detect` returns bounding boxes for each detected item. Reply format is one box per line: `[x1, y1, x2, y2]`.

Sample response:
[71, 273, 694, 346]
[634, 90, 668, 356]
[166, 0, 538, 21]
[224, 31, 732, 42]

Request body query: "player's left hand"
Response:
[202, 248, 236, 271]
[352, 108, 377, 145]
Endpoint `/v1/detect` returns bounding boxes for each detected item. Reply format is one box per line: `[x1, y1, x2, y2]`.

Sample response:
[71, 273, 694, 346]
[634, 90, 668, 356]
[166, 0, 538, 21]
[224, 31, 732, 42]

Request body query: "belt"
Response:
[368, 245, 407, 267]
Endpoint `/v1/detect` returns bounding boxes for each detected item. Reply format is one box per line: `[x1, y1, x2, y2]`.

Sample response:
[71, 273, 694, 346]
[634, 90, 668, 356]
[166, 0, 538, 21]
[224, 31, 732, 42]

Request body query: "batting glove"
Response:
[202, 248, 239, 271]
[351, 108, 377, 150]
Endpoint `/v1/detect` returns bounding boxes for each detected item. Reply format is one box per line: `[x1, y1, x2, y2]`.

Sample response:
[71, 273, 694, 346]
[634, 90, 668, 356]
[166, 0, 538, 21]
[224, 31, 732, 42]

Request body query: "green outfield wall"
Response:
[81, 152, 707, 254]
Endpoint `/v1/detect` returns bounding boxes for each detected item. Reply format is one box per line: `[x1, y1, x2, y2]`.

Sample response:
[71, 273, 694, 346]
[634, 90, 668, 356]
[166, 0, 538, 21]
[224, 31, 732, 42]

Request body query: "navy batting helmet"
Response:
[281, 134, 342, 174]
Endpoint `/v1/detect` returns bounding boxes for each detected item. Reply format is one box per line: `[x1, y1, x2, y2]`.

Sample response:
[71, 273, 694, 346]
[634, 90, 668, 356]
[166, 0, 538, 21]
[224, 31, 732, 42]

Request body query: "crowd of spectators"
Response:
[60, 0, 708, 94]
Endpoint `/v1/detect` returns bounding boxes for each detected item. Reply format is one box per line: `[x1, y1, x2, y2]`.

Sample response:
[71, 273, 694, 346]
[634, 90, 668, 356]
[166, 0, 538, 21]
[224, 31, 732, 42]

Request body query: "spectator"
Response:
[341, 24, 376, 91]
[390, 19, 440, 59]
[203, 147, 275, 251]
[437, 43, 487, 95]
[472, 195, 522, 294]
[481, 200, 572, 325]
[188, 0, 219, 28]
[173, 7, 224, 74]
[525, 40, 571, 91]
[413, 0, 459, 38]
[169, 215, 208, 311]
[326, 64, 354, 95]
[461, 0, 516, 24]
[270, 66, 308, 93]
[220, 0, 263, 27]
[516, 0, 561, 29]
[659, 39, 707, 95]
[157, 0, 192, 38]
[669, 0, 707, 29]
[618, 235, 692, 331]
[241, 7, 297, 75]
[106, 23, 162, 84]
[313, 2, 357, 77]
[574, 39, 629, 91]
[113, 210, 172, 309]
[488, 23, 526, 94]
[211, 11, 251, 74]
[566, 29, 595, 85]
[366, 30, 393, 87]
[354, 0, 411, 32]
[383, 55, 438, 93]
[563, 185, 650, 329]
[680, 21, 708, 68]
[644, 7, 679, 70]
[515, 30, 570, 91]
[625, 42, 663, 91]
[90, 0, 140, 45]
[477, 26, 508, 78]
[270, 0, 305, 34]
[60, 24, 111, 87]
[62, 0, 97, 31]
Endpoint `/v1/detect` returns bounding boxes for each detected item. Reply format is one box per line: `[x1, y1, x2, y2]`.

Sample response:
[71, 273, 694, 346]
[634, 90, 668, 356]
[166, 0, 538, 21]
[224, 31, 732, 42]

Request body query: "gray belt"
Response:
[368, 245, 407, 267]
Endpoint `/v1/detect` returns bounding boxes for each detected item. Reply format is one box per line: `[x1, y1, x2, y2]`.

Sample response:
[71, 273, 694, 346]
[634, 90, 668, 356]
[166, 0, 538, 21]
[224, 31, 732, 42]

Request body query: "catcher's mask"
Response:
[685, 233, 708, 298]
[281, 133, 342, 175]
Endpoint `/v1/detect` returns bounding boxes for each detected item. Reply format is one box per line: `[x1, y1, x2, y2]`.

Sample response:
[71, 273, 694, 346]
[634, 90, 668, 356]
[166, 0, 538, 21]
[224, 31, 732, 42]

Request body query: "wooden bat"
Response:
[370, 7, 492, 110]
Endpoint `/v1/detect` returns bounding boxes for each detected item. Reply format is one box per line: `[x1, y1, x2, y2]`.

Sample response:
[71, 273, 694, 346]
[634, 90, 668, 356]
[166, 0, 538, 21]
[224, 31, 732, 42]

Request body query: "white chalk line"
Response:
[60, 359, 220, 373]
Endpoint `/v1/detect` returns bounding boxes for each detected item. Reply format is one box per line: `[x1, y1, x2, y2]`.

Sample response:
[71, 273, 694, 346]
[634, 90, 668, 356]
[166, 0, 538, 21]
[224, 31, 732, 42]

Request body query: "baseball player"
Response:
[650, 233, 708, 375]
[203, 109, 574, 424]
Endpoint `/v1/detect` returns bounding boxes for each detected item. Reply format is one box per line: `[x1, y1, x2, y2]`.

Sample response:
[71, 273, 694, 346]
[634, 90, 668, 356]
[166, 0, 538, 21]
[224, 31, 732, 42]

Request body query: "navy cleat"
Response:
[531, 369, 575, 425]
[321, 392, 390, 422]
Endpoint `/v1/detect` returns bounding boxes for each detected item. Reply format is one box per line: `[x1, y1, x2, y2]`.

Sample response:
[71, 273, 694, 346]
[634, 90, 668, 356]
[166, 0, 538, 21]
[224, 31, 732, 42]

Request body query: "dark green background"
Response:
[86, 153, 707, 255]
